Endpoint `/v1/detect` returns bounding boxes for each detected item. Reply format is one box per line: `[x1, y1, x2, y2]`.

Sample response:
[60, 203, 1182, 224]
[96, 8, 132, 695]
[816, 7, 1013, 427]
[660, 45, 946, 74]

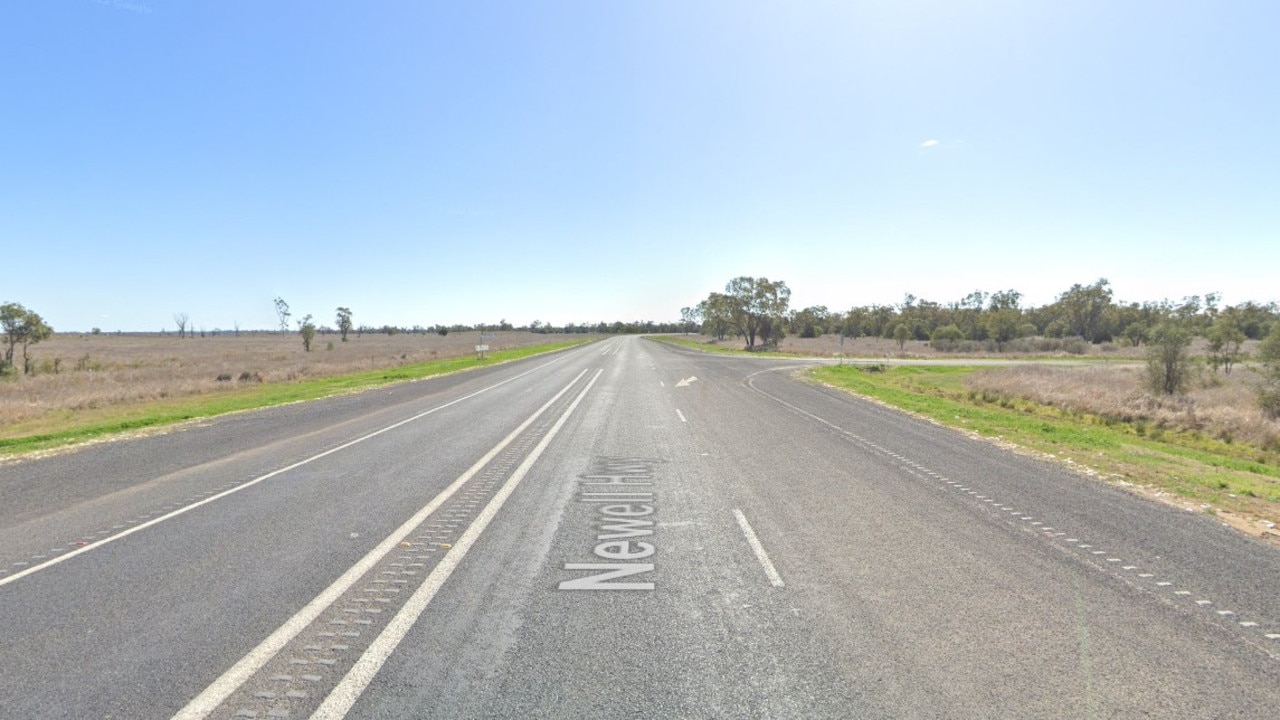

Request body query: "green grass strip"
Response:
[0, 339, 594, 456]
[811, 364, 1280, 521]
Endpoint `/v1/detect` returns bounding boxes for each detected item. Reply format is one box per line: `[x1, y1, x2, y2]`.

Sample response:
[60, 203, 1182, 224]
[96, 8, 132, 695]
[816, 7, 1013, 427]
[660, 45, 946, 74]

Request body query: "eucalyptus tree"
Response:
[723, 276, 791, 350]
[0, 302, 52, 374]
[336, 307, 353, 342]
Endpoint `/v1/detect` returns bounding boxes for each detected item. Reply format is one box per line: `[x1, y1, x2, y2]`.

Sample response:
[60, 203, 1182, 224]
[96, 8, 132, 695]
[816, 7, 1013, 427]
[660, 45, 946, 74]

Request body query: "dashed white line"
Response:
[676, 409, 688, 423]
[733, 508, 785, 588]
[744, 367, 1280, 651]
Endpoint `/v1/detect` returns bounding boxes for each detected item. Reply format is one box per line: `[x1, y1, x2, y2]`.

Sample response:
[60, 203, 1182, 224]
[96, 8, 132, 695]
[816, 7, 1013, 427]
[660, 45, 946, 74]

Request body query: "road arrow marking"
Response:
[675, 376, 698, 387]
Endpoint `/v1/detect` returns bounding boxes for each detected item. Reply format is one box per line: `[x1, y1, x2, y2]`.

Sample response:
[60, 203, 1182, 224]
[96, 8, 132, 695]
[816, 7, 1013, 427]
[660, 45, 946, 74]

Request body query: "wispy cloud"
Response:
[920, 139, 940, 149]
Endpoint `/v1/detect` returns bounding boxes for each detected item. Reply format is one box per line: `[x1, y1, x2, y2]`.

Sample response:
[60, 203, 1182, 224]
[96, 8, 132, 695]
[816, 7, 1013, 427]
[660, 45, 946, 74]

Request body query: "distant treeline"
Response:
[688, 277, 1279, 349]
[245, 320, 687, 337]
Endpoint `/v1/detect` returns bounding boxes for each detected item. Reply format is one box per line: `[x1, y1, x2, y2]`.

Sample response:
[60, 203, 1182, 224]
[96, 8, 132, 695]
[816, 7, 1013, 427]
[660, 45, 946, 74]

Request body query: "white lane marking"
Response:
[733, 508, 785, 588]
[745, 366, 1280, 644]
[173, 369, 592, 719]
[0, 353, 577, 590]
[311, 369, 603, 719]
[676, 409, 687, 423]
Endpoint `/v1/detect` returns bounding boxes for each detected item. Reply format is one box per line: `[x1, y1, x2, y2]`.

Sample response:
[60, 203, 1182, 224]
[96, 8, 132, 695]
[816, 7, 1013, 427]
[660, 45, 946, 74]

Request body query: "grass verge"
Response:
[0, 339, 593, 457]
[811, 364, 1280, 538]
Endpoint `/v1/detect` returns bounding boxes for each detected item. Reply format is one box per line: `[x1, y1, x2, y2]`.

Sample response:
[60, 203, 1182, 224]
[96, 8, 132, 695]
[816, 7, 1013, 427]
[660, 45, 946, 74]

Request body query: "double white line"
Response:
[176, 368, 603, 719]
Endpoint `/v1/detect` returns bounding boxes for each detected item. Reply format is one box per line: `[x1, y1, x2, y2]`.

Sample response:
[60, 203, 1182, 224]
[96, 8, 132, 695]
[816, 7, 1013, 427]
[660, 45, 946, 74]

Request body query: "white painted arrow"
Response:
[675, 376, 698, 387]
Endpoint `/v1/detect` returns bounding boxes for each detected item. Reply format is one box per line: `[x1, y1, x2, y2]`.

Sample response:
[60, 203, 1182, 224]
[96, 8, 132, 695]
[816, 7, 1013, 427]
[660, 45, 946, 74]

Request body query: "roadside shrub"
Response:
[1259, 327, 1280, 419]
[1261, 386, 1280, 420]
[238, 371, 263, 383]
[1061, 339, 1087, 355]
[931, 324, 965, 343]
[1146, 323, 1195, 395]
[216, 373, 233, 382]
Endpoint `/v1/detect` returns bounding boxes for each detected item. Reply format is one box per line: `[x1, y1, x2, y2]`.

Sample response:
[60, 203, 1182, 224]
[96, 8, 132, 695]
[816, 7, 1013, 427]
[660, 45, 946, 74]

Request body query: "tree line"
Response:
[686, 277, 1279, 350]
[685, 276, 1280, 414]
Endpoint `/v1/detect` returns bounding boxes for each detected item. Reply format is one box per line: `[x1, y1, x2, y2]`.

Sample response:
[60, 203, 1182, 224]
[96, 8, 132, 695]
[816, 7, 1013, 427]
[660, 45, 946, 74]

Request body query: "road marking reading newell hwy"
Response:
[733, 508, 785, 588]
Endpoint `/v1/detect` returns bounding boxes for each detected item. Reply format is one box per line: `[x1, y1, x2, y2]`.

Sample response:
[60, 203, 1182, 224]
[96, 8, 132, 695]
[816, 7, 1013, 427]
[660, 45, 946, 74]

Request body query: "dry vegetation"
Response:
[710, 333, 1152, 359]
[0, 330, 583, 427]
[690, 332, 1278, 450]
[966, 364, 1280, 451]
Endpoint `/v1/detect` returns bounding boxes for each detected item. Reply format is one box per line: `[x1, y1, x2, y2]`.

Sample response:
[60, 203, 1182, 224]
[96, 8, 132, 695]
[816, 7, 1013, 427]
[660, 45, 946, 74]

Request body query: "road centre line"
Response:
[0, 353, 576, 591]
[173, 368, 594, 719]
[312, 369, 604, 719]
[676, 409, 687, 423]
[733, 508, 785, 588]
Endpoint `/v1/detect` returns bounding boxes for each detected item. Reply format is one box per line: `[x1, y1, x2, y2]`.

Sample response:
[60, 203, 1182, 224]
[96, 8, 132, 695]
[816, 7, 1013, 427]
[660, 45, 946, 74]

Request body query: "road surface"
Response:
[1, 336, 1278, 718]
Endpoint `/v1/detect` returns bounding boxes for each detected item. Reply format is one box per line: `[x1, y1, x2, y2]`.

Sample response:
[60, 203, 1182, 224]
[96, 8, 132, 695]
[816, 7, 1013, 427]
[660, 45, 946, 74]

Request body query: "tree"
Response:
[931, 324, 964, 341]
[336, 307, 353, 342]
[680, 306, 702, 334]
[274, 297, 291, 332]
[893, 323, 910, 350]
[723, 276, 791, 350]
[0, 302, 24, 370]
[697, 293, 734, 341]
[985, 309, 1022, 351]
[1055, 278, 1113, 342]
[1206, 316, 1246, 374]
[174, 312, 189, 339]
[1145, 322, 1193, 395]
[790, 306, 830, 339]
[298, 314, 316, 352]
[1, 302, 52, 375]
[1258, 325, 1280, 419]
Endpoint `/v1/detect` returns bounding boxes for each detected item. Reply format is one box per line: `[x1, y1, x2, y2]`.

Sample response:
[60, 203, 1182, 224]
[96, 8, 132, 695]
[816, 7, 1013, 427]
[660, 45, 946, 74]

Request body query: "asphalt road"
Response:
[1, 336, 1278, 718]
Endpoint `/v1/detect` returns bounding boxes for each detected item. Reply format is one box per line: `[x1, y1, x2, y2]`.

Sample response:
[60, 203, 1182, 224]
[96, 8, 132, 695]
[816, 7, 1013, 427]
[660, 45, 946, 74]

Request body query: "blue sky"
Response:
[3, 1, 1277, 332]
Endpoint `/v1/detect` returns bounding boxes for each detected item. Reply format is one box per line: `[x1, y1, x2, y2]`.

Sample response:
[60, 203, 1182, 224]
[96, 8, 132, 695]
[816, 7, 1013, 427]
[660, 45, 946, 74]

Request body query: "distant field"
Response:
[0, 331, 594, 451]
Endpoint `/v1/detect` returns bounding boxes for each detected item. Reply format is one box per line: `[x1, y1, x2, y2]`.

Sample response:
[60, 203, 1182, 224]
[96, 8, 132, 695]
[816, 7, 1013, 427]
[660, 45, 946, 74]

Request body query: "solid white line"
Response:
[676, 409, 687, 423]
[311, 368, 604, 719]
[172, 368, 591, 720]
[733, 508, 785, 588]
[0, 354, 576, 591]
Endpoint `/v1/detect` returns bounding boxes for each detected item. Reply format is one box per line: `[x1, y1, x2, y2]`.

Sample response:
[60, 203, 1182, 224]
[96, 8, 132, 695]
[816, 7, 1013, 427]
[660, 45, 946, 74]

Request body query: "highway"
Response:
[1, 336, 1278, 718]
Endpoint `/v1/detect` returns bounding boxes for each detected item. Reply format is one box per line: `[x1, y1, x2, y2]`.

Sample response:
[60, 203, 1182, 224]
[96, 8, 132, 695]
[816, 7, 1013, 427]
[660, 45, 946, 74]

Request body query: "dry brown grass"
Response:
[0, 331, 583, 426]
[966, 364, 1280, 450]
[736, 334, 1152, 359]
[725, 333, 1259, 363]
